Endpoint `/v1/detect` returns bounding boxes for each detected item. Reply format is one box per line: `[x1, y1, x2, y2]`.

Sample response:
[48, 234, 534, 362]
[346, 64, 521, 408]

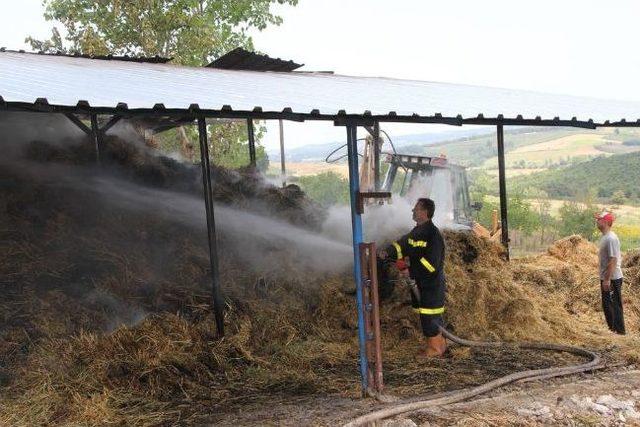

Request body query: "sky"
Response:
[2, 0, 640, 151]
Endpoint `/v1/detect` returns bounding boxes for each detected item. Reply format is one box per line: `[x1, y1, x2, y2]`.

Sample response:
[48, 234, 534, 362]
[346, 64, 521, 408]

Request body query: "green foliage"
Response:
[476, 198, 498, 229]
[557, 201, 596, 240]
[296, 172, 349, 207]
[29, 0, 298, 65]
[155, 121, 269, 170]
[28, 0, 296, 169]
[468, 169, 497, 200]
[615, 224, 640, 251]
[511, 151, 640, 201]
[507, 193, 540, 236]
[476, 194, 540, 236]
[611, 190, 627, 205]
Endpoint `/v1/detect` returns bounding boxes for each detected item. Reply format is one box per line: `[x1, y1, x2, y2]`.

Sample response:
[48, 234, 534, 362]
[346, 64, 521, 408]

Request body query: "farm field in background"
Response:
[483, 195, 640, 225]
[483, 134, 630, 168]
[268, 161, 349, 177]
[483, 168, 542, 177]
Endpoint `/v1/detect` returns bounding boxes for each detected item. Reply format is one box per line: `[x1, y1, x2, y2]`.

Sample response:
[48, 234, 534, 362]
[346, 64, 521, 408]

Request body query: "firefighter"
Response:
[381, 197, 447, 357]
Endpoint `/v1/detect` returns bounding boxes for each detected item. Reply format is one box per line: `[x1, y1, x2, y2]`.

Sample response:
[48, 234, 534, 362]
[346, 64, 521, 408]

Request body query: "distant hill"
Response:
[268, 128, 493, 162]
[512, 151, 640, 201]
[403, 127, 580, 166]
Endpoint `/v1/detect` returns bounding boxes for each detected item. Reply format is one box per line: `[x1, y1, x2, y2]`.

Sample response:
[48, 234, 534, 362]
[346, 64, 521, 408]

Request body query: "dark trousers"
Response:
[419, 314, 443, 337]
[600, 278, 625, 334]
[409, 279, 445, 337]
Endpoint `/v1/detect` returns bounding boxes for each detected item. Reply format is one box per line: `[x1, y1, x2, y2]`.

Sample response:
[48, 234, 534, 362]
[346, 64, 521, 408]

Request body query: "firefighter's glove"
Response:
[395, 259, 410, 278]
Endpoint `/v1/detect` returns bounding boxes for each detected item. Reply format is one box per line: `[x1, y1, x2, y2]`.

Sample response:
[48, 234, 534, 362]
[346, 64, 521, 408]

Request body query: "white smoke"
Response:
[406, 168, 455, 228]
[321, 169, 460, 248]
[0, 110, 354, 277]
[89, 176, 354, 273]
[322, 198, 414, 246]
[1, 158, 353, 275]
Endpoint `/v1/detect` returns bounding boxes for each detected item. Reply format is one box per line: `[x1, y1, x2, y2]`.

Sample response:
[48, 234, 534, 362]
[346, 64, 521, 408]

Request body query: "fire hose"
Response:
[343, 298, 602, 426]
[344, 328, 601, 426]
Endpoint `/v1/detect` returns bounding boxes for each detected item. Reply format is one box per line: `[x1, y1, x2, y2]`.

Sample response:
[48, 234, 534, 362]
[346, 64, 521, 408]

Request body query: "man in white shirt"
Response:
[595, 211, 625, 335]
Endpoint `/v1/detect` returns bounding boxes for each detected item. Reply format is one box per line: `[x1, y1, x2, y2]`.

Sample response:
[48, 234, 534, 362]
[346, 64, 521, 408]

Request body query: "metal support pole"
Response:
[346, 124, 369, 394]
[100, 115, 122, 134]
[64, 113, 92, 135]
[197, 117, 225, 336]
[496, 124, 510, 259]
[279, 119, 286, 187]
[247, 118, 256, 168]
[90, 113, 102, 164]
[359, 242, 384, 393]
[373, 122, 381, 191]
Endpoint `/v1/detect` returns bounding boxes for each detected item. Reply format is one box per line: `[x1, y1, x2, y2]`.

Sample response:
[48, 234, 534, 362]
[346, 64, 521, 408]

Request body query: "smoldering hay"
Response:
[0, 113, 639, 426]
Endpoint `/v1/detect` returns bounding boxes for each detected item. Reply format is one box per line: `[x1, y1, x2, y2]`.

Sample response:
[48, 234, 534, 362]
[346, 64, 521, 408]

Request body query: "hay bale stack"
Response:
[1, 130, 639, 425]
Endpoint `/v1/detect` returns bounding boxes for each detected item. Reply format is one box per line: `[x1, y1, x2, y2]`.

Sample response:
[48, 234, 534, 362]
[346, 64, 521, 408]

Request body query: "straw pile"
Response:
[0, 133, 638, 425]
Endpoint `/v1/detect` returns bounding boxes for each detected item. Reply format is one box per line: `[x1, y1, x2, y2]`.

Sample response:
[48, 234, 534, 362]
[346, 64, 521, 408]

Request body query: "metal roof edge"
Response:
[0, 47, 172, 64]
[2, 98, 625, 129]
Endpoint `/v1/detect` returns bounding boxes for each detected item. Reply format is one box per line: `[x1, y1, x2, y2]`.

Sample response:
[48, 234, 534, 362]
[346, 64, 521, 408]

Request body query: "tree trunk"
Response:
[178, 126, 195, 161]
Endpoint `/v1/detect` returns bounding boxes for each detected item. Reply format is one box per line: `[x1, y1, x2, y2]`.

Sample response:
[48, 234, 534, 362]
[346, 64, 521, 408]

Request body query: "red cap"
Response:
[595, 211, 615, 224]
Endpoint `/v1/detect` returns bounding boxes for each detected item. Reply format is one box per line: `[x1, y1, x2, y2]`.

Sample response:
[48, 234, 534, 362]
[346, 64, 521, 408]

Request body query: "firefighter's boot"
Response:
[425, 333, 447, 357]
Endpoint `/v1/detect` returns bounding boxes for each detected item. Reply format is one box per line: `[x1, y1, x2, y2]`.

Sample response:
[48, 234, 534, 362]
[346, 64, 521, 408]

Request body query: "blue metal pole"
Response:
[346, 124, 369, 393]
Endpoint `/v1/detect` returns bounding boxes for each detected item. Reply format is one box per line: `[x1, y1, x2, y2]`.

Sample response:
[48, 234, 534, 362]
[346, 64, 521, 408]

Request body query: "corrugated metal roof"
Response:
[1, 50, 639, 126]
[0, 48, 171, 63]
[207, 47, 303, 72]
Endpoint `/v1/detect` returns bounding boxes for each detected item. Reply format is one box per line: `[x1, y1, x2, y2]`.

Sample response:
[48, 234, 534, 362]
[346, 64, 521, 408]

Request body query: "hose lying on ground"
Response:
[343, 326, 602, 427]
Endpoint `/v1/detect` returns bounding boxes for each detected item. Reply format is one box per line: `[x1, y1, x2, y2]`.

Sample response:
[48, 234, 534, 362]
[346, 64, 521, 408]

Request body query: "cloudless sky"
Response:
[2, 0, 640, 151]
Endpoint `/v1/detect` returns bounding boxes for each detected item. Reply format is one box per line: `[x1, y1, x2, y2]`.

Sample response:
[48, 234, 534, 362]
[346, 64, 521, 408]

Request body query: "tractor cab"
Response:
[381, 153, 477, 228]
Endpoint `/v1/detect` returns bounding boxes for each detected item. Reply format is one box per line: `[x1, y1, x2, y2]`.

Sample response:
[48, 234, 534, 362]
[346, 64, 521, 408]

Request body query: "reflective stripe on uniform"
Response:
[408, 238, 427, 248]
[420, 257, 436, 272]
[416, 307, 445, 315]
[392, 242, 403, 259]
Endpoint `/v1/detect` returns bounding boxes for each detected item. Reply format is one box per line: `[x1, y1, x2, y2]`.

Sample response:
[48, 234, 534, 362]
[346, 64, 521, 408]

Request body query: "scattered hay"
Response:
[1, 130, 638, 425]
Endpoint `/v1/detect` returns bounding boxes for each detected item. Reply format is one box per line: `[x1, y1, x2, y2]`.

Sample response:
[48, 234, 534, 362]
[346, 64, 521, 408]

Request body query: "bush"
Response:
[507, 194, 540, 236]
[476, 194, 540, 236]
[297, 172, 350, 207]
[557, 201, 596, 240]
[611, 190, 627, 205]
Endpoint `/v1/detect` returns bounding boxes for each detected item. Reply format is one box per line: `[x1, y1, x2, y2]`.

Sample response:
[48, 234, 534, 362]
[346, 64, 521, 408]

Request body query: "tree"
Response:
[507, 193, 540, 236]
[28, 0, 298, 170]
[28, 0, 298, 65]
[557, 201, 596, 240]
[297, 172, 350, 207]
[475, 194, 540, 236]
[468, 169, 497, 201]
[154, 120, 269, 170]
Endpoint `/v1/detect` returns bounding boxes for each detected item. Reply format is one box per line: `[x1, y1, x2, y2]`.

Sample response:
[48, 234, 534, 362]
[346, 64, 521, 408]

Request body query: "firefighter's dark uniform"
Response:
[387, 220, 446, 337]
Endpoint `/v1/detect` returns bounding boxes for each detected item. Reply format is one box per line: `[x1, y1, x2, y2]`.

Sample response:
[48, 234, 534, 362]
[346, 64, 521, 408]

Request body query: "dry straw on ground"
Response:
[0, 133, 638, 425]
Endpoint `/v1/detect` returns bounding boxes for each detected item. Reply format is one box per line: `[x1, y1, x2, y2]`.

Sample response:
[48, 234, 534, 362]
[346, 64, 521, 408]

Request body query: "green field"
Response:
[401, 127, 578, 167]
[483, 134, 602, 167]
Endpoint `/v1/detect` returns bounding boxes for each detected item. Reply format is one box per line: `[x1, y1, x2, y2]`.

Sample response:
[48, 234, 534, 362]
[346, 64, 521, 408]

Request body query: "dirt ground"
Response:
[205, 366, 640, 426]
[407, 367, 640, 426]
